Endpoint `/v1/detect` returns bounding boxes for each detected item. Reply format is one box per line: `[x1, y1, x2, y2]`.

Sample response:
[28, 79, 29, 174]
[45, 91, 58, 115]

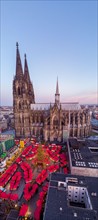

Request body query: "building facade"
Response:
[13, 44, 91, 141]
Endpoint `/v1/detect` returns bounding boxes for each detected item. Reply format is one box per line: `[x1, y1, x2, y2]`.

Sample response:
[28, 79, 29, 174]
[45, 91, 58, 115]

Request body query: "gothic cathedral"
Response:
[13, 43, 91, 141]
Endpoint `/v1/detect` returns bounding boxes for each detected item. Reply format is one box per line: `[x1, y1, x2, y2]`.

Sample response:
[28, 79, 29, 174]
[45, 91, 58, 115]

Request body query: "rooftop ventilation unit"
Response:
[66, 177, 78, 184]
[58, 181, 66, 189]
[68, 185, 92, 210]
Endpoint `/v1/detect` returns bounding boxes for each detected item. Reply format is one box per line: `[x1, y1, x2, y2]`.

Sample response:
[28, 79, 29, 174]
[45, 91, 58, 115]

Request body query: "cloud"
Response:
[63, 91, 98, 104]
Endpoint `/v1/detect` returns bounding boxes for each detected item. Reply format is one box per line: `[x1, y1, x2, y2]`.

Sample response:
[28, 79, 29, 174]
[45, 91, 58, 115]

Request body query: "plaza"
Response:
[0, 139, 68, 220]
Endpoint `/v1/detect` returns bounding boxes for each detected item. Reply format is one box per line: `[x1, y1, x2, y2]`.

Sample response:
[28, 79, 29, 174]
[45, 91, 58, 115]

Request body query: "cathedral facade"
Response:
[13, 44, 91, 141]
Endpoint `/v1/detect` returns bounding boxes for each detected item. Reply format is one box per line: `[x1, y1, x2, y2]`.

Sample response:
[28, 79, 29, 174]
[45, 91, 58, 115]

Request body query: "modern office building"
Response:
[68, 138, 98, 177]
[43, 172, 98, 220]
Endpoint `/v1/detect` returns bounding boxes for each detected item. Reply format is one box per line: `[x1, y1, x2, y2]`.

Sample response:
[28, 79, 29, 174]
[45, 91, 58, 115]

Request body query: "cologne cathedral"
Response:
[13, 43, 91, 141]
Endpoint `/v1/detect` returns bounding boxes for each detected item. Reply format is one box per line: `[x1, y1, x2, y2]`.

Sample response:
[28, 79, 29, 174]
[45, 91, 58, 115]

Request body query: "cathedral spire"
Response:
[55, 77, 60, 105]
[24, 54, 30, 82]
[16, 42, 23, 78]
[24, 53, 35, 103]
[56, 77, 59, 94]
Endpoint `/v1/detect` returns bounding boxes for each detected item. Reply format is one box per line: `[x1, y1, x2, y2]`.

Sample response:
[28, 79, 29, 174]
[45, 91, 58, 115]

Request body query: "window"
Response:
[18, 87, 21, 95]
[19, 102, 21, 110]
[53, 117, 59, 126]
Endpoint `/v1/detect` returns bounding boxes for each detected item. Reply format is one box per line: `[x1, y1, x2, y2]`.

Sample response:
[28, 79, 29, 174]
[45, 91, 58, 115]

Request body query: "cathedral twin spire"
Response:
[15, 42, 35, 103]
[16, 42, 31, 82]
[15, 42, 59, 105]
[24, 54, 30, 82]
[16, 42, 23, 78]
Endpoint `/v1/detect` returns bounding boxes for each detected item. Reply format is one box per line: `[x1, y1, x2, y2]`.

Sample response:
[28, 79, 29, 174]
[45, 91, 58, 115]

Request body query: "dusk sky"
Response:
[1, 0, 98, 106]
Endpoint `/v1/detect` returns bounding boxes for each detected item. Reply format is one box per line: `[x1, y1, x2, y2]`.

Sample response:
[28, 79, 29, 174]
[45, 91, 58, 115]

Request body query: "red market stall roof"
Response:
[19, 203, 28, 217]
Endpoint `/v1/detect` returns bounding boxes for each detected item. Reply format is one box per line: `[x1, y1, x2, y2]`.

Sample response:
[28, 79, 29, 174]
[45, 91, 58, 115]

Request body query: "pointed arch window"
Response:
[53, 117, 59, 126]
[19, 102, 21, 109]
[80, 114, 83, 125]
[36, 115, 39, 123]
[18, 87, 21, 95]
[47, 118, 50, 125]
[40, 128, 43, 135]
[41, 115, 43, 123]
[75, 114, 78, 125]
[22, 117, 24, 123]
[22, 85, 25, 94]
[19, 116, 21, 123]
[32, 115, 35, 123]
[13, 100, 15, 106]
[61, 120, 65, 126]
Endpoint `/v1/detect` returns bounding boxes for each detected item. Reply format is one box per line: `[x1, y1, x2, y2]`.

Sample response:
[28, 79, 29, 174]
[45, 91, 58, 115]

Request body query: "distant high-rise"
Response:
[13, 44, 91, 141]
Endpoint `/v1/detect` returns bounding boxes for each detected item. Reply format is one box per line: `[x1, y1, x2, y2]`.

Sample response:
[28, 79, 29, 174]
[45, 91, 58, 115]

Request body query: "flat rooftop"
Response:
[0, 134, 14, 142]
[6, 209, 19, 220]
[68, 139, 98, 177]
[43, 173, 98, 220]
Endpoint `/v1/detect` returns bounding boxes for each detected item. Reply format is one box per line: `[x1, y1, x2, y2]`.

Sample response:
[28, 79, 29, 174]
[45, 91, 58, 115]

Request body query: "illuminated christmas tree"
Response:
[35, 145, 49, 168]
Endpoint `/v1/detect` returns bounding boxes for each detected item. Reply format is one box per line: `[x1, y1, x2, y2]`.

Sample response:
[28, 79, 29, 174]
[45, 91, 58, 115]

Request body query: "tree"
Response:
[36, 145, 45, 163]
[35, 145, 49, 168]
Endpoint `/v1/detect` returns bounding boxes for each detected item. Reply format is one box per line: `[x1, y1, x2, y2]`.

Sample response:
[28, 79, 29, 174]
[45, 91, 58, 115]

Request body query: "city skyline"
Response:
[1, 0, 98, 106]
